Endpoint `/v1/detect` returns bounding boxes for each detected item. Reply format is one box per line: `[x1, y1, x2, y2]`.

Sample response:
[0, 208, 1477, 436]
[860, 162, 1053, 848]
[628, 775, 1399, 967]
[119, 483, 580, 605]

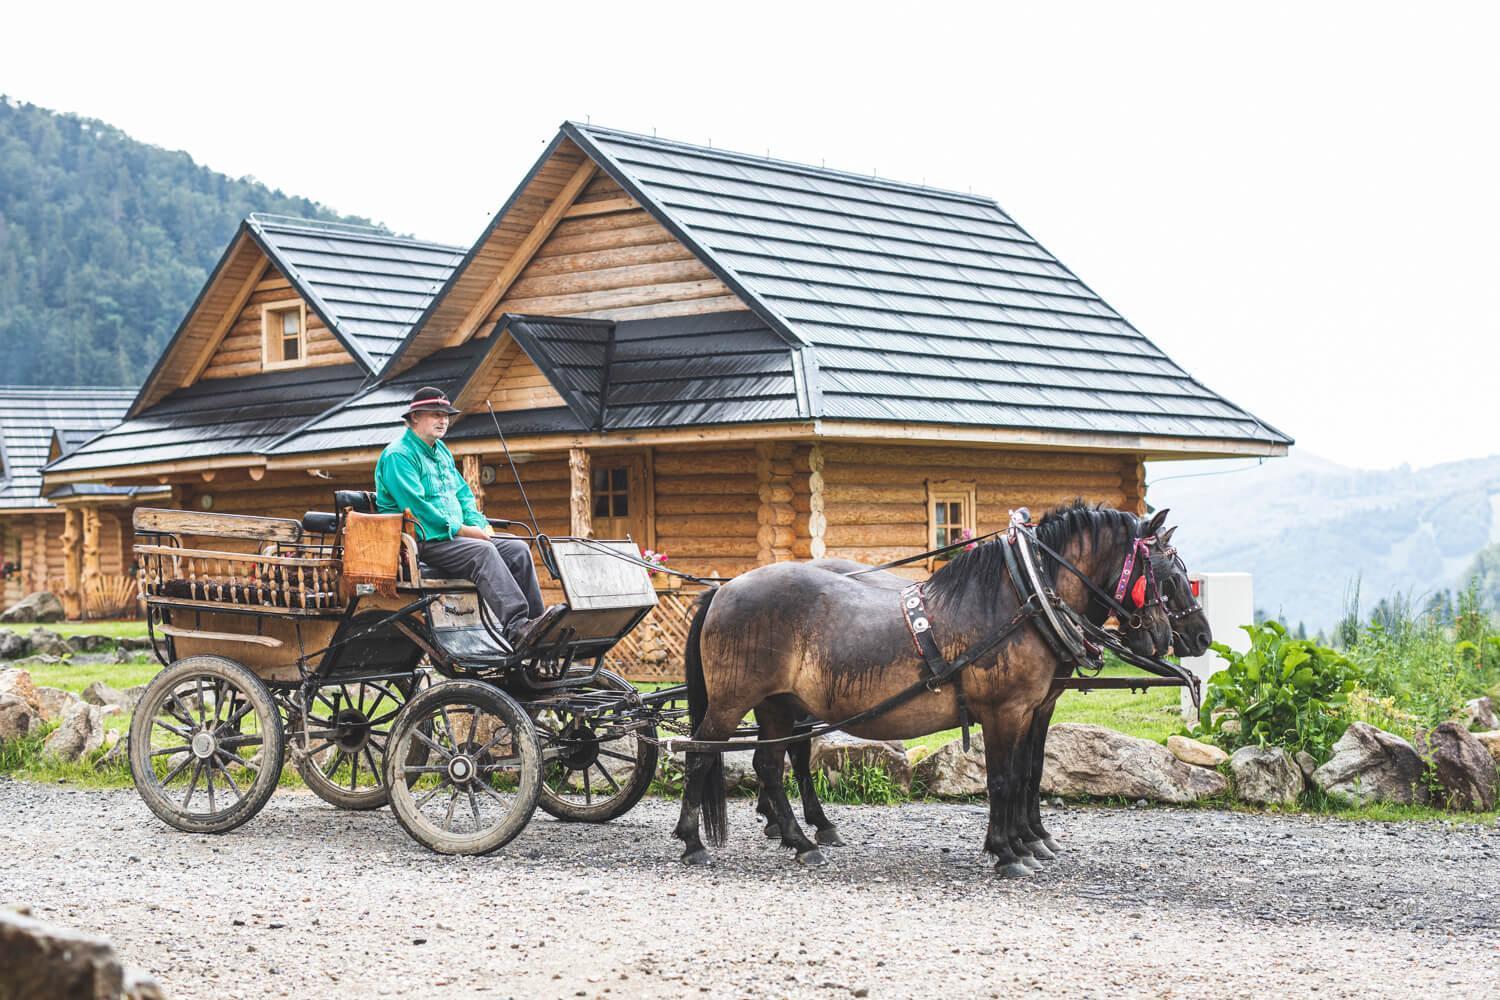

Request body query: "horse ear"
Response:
[1161, 525, 1177, 545]
[1142, 508, 1169, 536]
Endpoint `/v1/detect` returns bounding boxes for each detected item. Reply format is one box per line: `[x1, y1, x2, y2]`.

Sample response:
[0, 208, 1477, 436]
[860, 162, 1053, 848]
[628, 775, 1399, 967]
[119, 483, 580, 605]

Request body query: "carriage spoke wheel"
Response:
[294, 679, 415, 811]
[128, 655, 284, 834]
[535, 669, 658, 823]
[384, 681, 541, 855]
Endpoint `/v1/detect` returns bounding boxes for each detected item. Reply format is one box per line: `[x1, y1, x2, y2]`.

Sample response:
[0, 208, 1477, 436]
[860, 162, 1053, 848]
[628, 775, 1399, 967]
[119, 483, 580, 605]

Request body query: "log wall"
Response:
[651, 445, 766, 581]
[479, 174, 749, 333]
[200, 267, 351, 380]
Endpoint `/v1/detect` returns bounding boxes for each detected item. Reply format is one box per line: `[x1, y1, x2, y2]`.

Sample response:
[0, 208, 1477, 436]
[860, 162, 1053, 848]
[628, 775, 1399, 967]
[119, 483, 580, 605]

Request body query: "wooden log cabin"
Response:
[0, 386, 162, 617]
[44, 125, 1290, 653]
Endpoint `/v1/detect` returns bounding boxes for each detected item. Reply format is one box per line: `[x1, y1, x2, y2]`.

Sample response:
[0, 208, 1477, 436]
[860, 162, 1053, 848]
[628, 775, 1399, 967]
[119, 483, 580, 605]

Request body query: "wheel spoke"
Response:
[204, 762, 217, 812]
[320, 750, 346, 780]
[194, 678, 206, 726]
[362, 746, 382, 789]
[594, 762, 621, 793]
[442, 787, 459, 831]
[412, 727, 453, 760]
[582, 764, 592, 804]
[414, 776, 451, 807]
[150, 742, 192, 757]
[162, 692, 196, 728]
[153, 717, 190, 739]
[466, 784, 482, 828]
[160, 753, 194, 786]
[182, 761, 202, 809]
[477, 724, 516, 757]
[402, 764, 447, 775]
[211, 754, 244, 802]
[349, 748, 361, 791]
[475, 776, 513, 809]
[219, 734, 263, 750]
[596, 747, 637, 764]
[476, 755, 523, 773]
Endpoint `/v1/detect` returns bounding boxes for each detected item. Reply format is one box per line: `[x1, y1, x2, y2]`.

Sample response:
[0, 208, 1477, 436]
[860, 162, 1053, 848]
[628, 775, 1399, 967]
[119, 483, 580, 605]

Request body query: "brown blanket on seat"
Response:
[341, 510, 405, 600]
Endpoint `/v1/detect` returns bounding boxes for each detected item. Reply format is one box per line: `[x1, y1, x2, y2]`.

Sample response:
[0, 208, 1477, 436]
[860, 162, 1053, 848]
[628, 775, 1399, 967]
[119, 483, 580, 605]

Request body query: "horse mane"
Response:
[925, 499, 1141, 610]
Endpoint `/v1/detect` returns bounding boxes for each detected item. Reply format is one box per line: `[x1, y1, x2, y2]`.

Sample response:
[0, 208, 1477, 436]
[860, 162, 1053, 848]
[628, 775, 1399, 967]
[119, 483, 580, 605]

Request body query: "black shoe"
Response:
[505, 604, 568, 650]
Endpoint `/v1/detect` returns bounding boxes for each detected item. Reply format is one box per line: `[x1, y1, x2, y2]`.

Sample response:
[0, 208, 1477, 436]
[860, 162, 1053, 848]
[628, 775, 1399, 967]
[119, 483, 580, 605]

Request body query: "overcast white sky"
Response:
[8, 2, 1498, 470]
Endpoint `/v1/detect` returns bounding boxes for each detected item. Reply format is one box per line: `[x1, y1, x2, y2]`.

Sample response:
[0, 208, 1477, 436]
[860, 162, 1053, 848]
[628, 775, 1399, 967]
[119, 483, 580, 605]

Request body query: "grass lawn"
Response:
[0, 620, 150, 639]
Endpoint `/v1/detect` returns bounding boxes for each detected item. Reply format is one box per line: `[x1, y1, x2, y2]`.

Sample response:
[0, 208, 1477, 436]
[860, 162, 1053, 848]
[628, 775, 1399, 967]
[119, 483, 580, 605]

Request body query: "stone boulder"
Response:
[1474, 731, 1500, 766]
[35, 686, 81, 722]
[912, 734, 988, 797]
[0, 667, 43, 715]
[0, 591, 65, 623]
[118, 636, 155, 652]
[26, 628, 70, 658]
[1462, 697, 1499, 732]
[0, 693, 40, 743]
[1294, 750, 1318, 779]
[42, 702, 106, 761]
[1041, 724, 1227, 803]
[0, 629, 28, 660]
[81, 680, 143, 712]
[1228, 746, 1303, 806]
[1311, 722, 1429, 806]
[808, 731, 912, 790]
[0, 909, 164, 999]
[65, 633, 114, 654]
[1419, 721, 1496, 811]
[1166, 734, 1227, 768]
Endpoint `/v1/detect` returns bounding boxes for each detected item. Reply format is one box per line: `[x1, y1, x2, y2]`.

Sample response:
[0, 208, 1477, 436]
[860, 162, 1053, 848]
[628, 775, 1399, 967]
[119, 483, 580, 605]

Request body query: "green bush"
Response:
[1199, 621, 1360, 760]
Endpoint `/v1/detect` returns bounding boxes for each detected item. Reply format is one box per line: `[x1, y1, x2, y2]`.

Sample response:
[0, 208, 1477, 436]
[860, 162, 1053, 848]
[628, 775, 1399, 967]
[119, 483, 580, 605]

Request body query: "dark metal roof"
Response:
[248, 215, 466, 372]
[47, 365, 370, 475]
[564, 123, 1291, 447]
[0, 387, 136, 508]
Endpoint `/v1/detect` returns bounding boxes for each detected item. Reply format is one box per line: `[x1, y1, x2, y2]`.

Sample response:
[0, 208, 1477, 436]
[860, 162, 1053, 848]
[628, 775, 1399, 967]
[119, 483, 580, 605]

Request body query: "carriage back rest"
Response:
[334, 490, 377, 515]
[550, 539, 657, 611]
[133, 507, 303, 544]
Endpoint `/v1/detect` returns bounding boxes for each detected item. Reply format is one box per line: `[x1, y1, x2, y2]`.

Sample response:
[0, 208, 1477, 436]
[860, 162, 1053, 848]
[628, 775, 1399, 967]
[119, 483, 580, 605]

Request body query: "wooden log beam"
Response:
[807, 445, 827, 559]
[462, 454, 485, 515]
[449, 160, 599, 347]
[569, 447, 592, 539]
[60, 508, 82, 620]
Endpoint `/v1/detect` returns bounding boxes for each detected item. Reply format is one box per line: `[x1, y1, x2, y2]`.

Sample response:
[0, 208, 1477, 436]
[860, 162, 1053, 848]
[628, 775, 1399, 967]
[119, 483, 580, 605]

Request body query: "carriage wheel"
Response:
[294, 678, 417, 811]
[535, 669, 659, 823]
[128, 655, 285, 834]
[384, 681, 541, 855]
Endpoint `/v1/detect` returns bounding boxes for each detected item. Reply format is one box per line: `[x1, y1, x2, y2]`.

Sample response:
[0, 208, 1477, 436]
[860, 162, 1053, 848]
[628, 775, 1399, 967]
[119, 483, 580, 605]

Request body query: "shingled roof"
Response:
[247, 215, 466, 371]
[0, 387, 135, 509]
[559, 123, 1289, 447]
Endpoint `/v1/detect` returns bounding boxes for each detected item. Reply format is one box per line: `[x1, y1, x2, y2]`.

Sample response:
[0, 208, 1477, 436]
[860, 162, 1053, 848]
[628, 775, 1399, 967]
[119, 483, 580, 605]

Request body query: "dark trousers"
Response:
[418, 536, 545, 626]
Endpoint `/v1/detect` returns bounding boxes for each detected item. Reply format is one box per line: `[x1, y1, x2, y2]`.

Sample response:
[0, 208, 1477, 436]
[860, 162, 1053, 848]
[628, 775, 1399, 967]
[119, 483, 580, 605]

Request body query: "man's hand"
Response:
[457, 524, 492, 541]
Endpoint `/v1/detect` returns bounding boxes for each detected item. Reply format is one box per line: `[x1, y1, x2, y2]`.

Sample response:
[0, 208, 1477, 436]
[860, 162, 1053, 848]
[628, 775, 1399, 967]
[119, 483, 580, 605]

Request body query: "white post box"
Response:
[1178, 572, 1253, 721]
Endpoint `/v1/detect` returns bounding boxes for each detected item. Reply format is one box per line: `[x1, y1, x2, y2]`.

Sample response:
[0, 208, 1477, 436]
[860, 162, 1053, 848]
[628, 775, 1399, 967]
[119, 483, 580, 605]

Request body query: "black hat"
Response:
[404, 386, 461, 419]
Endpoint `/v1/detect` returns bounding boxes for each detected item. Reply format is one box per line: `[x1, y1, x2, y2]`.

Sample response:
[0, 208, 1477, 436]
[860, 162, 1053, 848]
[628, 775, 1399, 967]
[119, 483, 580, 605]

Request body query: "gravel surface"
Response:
[2, 779, 1497, 998]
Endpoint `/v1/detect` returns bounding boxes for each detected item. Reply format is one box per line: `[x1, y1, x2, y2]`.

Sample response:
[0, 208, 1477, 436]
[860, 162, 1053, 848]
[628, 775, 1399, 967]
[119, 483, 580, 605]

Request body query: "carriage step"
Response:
[157, 625, 284, 648]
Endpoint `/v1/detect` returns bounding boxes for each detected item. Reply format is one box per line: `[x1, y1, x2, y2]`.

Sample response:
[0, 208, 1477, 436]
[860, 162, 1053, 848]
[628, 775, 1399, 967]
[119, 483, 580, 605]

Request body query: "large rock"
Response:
[42, 702, 106, 761]
[118, 636, 155, 652]
[1419, 721, 1497, 811]
[1228, 746, 1303, 806]
[25, 628, 70, 658]
[0, 629, 28, 659]
[1462, 697, 1499, 731]
[34, 685, 81, 722]
[0, 591, 65, 623]
[0, 667, 43, 714]
[912, 734, 988, 797]
[1167, 734, 1228, 768]
[1041, 724, 1227, 803]
[808, 731, 912, 790]
[1312, 722, 1429, 806]
[81, 680, 143, 712]
[0, 693, 40, 743]
[0, 909, 164, 999]
[1474, 730, 1500, 765]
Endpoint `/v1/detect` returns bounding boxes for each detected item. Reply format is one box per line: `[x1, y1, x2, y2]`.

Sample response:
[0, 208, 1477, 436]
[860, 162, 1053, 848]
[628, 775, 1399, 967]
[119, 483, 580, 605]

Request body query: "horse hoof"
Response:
[796, 848, 828, 867]
[681, 848, 711, 867]
[1020, 854, 1044, 871]
[816, 826, 845, 847]
[1042, 836, 1061, 854]
[996, 861, 1033, 879]
[763, 824, 781, 840]
[1024, 840, 1056, 862]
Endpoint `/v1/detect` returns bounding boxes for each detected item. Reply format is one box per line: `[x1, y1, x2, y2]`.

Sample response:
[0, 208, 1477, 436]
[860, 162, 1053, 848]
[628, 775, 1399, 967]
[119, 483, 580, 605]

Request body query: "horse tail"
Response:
[684, 586, 727, 846]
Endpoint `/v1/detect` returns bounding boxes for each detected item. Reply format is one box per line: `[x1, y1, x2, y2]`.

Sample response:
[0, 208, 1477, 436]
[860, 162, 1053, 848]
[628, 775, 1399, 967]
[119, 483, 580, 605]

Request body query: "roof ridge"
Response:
[248, 213, 465, 253]
[568, 121, 997, 207]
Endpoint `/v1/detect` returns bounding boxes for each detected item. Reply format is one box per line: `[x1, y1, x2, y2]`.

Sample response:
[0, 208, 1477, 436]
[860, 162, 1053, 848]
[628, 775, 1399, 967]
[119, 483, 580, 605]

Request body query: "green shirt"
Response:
[374, 427, 487, 542]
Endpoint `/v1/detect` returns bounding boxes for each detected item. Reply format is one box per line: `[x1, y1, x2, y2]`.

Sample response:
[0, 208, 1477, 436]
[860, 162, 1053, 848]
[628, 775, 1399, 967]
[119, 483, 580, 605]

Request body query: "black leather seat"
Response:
[301, 511, 338, 535]
[334, 490, 377, 514]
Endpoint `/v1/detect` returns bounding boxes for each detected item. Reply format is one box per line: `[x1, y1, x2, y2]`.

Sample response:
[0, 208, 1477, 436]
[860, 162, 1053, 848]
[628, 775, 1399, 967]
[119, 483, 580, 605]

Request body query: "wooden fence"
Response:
[604, 585, 704, 683]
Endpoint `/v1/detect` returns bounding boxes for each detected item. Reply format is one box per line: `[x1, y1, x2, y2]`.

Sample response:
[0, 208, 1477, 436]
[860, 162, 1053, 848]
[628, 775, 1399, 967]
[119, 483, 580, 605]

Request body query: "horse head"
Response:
[1152, 523, 1212, 657]
[1110, 508, 1175, 657]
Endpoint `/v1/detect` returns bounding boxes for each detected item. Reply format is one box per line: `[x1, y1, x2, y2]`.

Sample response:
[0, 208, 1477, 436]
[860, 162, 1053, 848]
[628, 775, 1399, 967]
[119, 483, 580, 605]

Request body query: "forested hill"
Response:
[0, 98, 374, 386]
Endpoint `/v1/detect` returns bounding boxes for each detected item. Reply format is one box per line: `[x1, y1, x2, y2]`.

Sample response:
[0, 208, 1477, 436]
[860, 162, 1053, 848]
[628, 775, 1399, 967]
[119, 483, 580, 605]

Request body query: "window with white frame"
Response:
[926, 479, 977, 562]
[262, 300, 307, 369]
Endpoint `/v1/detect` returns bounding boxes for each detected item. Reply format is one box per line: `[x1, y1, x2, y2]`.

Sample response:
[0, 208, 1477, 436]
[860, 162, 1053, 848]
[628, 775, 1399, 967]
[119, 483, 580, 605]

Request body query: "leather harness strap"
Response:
[899, 583, 974, 750]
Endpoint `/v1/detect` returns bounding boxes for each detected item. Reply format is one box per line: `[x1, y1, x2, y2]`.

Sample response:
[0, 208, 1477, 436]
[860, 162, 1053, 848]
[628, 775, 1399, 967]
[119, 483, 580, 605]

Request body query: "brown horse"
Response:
[673, 503, 1204, 875]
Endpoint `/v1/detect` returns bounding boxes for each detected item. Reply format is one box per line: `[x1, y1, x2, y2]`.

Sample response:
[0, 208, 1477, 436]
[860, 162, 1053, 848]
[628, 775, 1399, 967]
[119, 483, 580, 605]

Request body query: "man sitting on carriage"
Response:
[375, 387, 566, 650]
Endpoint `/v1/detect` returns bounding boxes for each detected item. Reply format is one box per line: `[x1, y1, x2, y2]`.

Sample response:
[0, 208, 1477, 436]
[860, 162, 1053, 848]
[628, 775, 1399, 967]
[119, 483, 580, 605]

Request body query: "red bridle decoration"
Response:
[1130, 575, 1149, 608]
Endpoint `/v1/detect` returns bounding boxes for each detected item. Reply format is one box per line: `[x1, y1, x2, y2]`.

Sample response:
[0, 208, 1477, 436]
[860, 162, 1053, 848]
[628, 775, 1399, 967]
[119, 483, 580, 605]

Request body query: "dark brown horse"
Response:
[673, 502, 1208, 875]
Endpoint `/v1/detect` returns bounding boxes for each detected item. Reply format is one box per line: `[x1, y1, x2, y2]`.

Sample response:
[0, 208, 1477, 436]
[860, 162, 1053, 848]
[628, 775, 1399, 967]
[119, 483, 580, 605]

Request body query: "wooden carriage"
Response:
[127, 498, 667, 854]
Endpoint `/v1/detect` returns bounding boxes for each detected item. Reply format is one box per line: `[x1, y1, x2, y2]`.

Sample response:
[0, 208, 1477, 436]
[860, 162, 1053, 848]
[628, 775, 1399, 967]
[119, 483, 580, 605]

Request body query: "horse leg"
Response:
[756, 780, 781, 840]
[1022, 698, 1061, 859]
[672, 709, 741, 866]
[1007, 728, 1044, 871]
[751, 703, 825, 866]
[981, 709, 1034, 878]
[789, 736, 844, 847]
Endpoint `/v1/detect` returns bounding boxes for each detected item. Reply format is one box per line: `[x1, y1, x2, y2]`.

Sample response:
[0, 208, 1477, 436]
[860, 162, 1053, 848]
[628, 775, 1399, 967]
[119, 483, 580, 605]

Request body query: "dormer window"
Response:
[262, 301, 307, 369]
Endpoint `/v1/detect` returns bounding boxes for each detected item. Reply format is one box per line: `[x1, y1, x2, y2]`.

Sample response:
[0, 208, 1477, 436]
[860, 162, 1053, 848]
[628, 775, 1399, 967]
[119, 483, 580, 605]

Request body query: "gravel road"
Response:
[2, 779, 1496, 999]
